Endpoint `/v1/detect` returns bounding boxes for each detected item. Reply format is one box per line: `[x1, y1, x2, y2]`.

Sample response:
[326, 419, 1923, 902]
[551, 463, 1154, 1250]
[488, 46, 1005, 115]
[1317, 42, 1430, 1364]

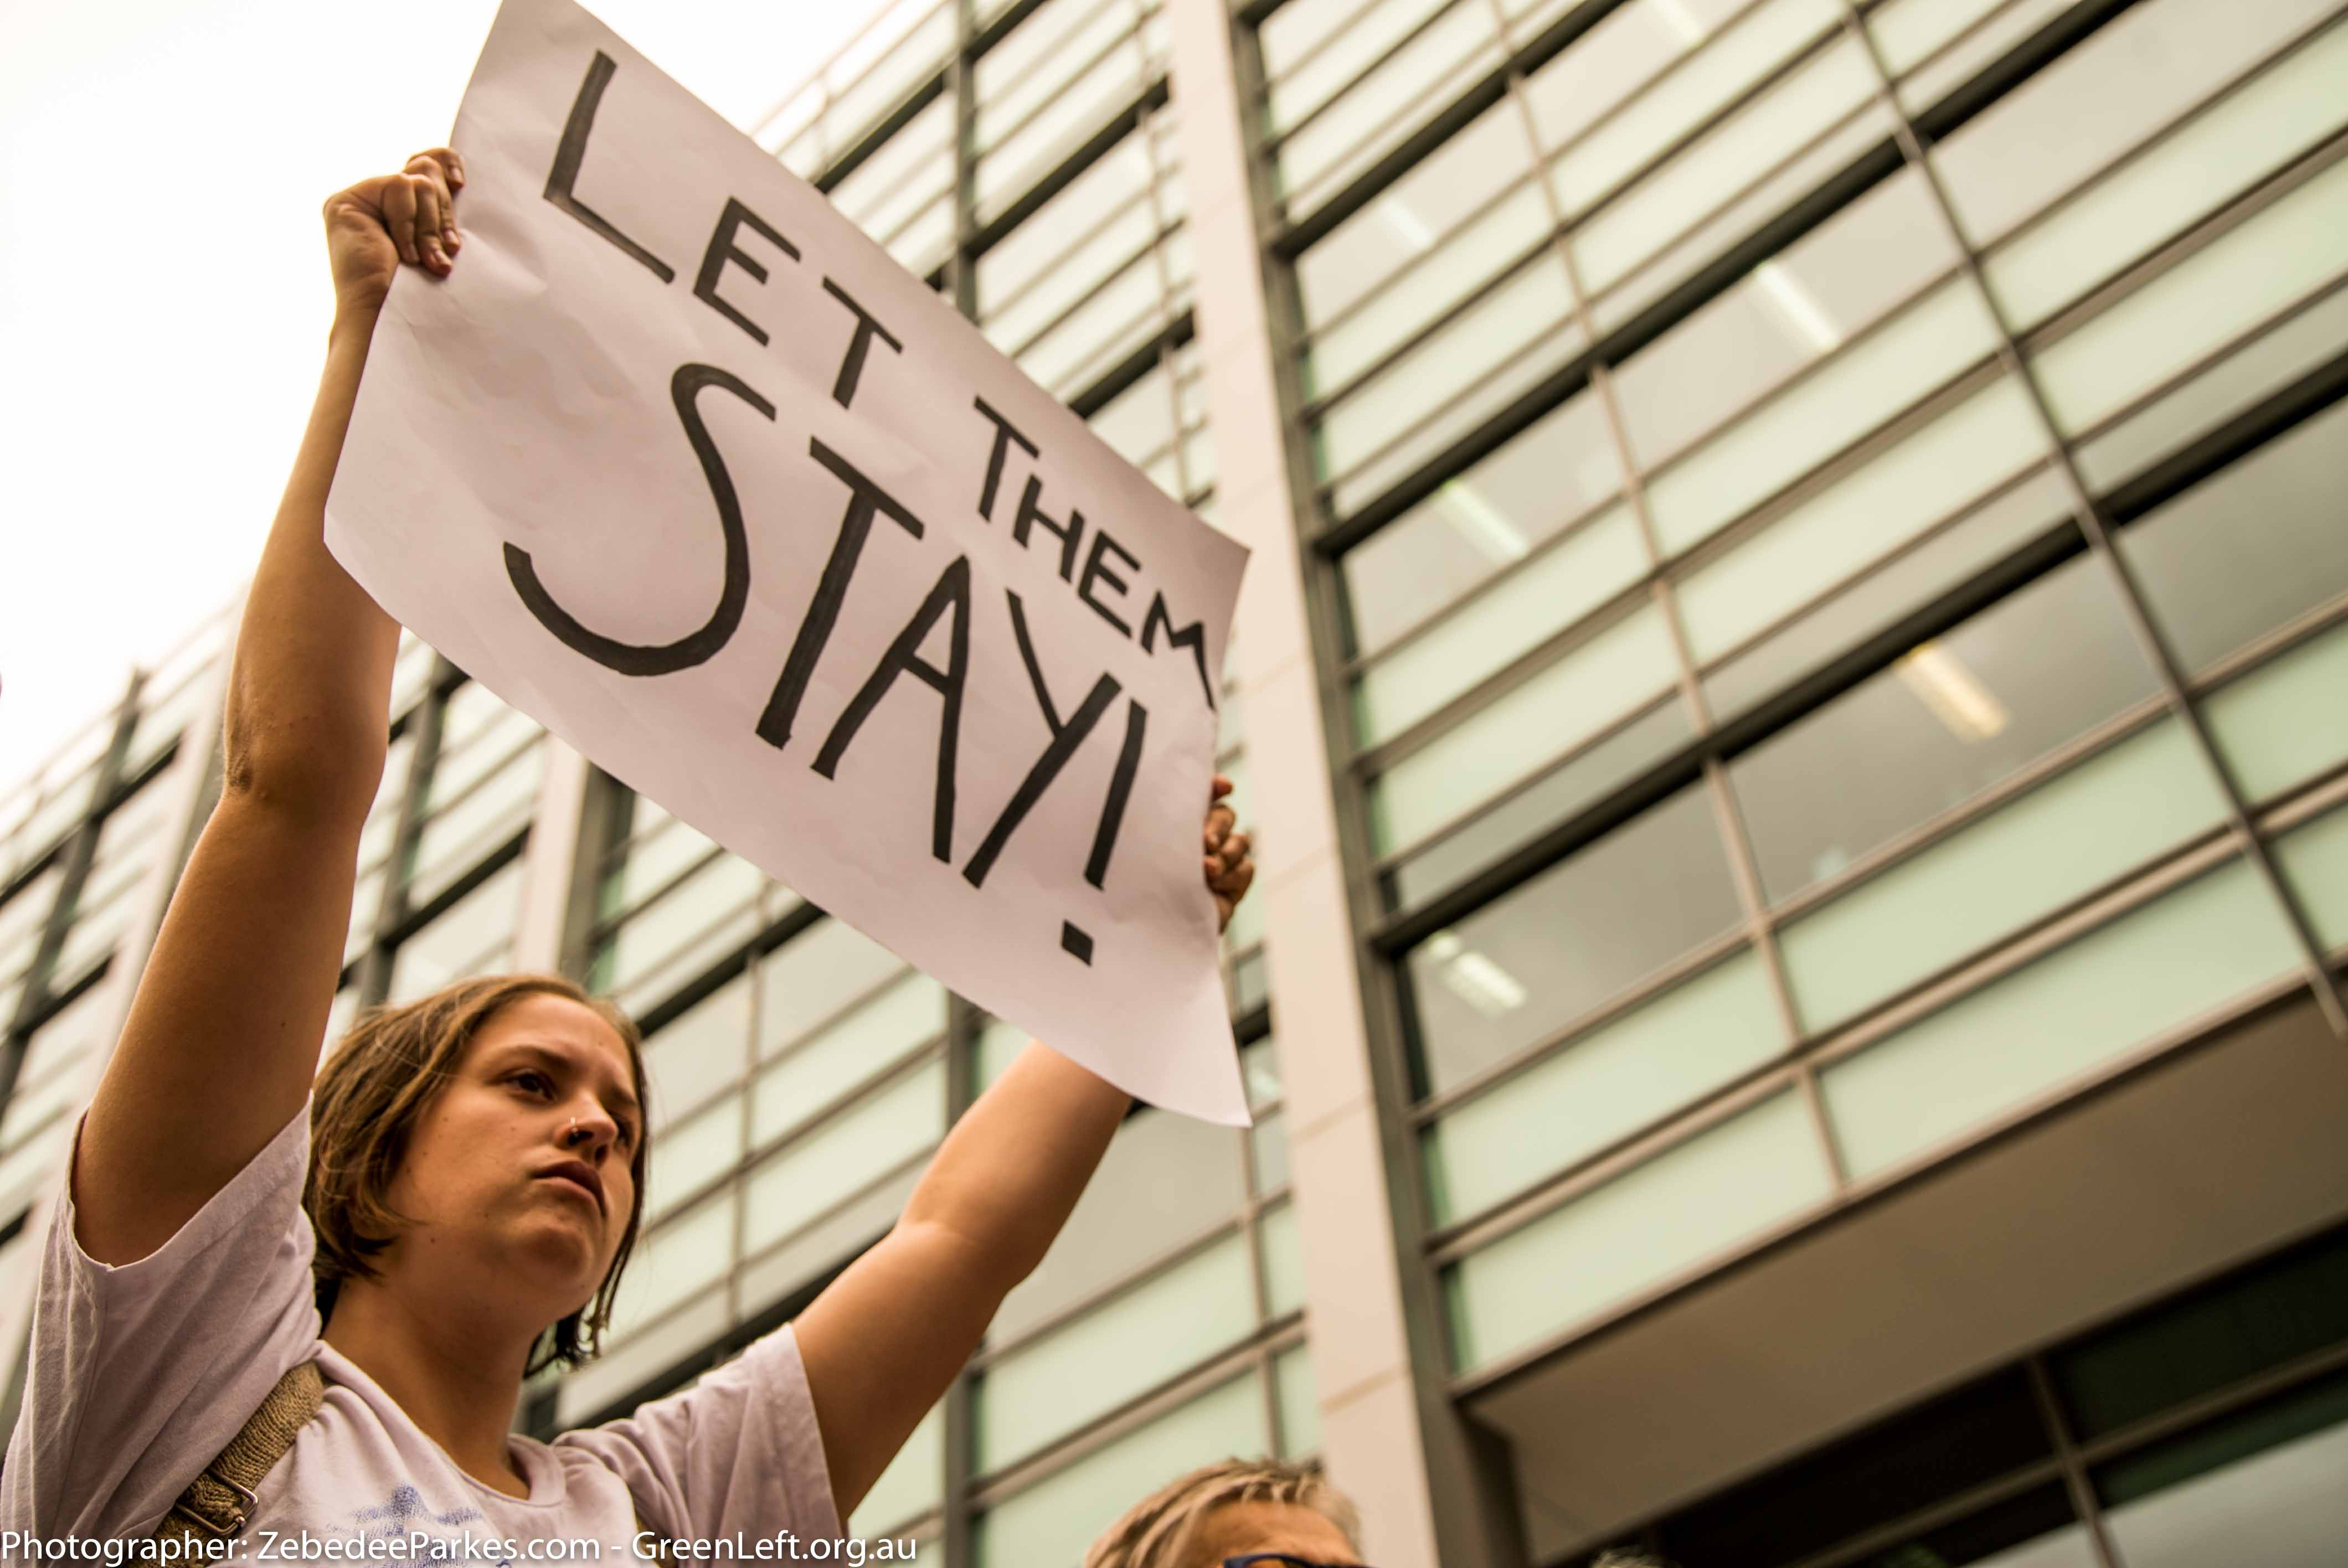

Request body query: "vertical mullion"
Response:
[0, 671, 142, 1110]
[2026, 1355, 2126, 1568]
[1835, 0, 2348, 1038]
[950, 0, 982, 321]
[362, 657, 455, 1004]
[943, 990, 981, 1565]
[1496, 30, 1837, 1177]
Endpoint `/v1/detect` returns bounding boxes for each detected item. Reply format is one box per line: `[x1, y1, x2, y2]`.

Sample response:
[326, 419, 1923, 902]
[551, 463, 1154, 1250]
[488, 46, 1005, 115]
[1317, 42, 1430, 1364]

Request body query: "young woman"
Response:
[0, 149, 1254, 1556]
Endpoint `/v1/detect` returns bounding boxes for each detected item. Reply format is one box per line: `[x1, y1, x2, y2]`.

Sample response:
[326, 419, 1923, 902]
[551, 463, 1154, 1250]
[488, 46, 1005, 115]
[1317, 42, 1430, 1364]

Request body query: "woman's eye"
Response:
[514, 1071, 553, 1096]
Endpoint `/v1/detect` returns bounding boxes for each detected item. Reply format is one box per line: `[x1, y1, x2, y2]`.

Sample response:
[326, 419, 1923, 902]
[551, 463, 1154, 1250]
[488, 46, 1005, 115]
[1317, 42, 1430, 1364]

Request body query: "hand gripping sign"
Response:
[326, 0, 1253, 1123]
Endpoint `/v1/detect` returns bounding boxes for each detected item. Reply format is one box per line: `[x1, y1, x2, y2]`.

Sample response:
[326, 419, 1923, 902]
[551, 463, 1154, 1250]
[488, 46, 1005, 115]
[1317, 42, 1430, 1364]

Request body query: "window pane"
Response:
[1406, 785, 1743, 1095]
[1700, 466, 2073, 723]
[978, 1232, 1255, 1470]
[2119, 397, 2348, 675]
[1936, 0, 2341, 254]
[1424, 951, 1784, 1223]
[1260, 1200, 1305, 1318]
[2052, 1227, 2348, 1442]
[2076, 278, 2348, 493]
[993, 1105, 1247, 1342]
[1384, 693, 1694, 912]
[1613, 170, 1959, 470]
[1659, 1371, 2061, 1568]
[647, 1092, 742, 1224]
[758, 917, 914, 1058]
[1338, 389, 1622, 653]
[2098, 1371, 2348, 1568]
[1642, 279, 2001, 556]
[2277, 804, 2348, 951]
[2031, 155, 2348, 436]
[1519, 0, 1748, 153]
[1779, 719, 2233, 1035]
[1676, 377, 2049, 668]
[1307, 182, 1552, 395]
[1274, 1347, 1320, 1458]
[1369, 601, 1681, 852]
[974, 1375, 1266, 1567]
[642, 972, 752, 1129]
[852, 1403, 944, 1535]
[1446, 1092, 1831, 1371]
[1569, 38, 1880, 299]
[751, 972, 945, 1144]
[1314, 256, 1579, 488]
[609, 1191, 734, 1341]
[1274, 0, 1504, 205]
[598, 854, 766, 1002]
[745, 1060, 945, 1252]
[1296, 100, 1536, 330]
[1821, 858, 2299, 1178]
[1731, 553, 2158, 905]
[388, 858, 524, 1002]
[1545, 0, 1839, 215]
[1355, 504, 1646, 745]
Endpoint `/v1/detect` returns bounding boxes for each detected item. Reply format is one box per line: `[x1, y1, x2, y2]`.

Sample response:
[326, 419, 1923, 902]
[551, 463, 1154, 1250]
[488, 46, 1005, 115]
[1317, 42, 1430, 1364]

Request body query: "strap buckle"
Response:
[168, 1474, 259, 1539]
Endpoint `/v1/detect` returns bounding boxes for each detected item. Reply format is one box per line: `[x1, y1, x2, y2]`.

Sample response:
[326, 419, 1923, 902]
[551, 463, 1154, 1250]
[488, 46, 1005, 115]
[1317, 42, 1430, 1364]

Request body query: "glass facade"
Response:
[2, 0, 2343, 1563]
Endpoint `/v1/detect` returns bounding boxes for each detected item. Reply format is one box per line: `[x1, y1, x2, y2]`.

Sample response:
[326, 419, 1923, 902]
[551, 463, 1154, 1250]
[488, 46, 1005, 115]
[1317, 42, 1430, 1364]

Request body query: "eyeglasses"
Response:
[1222, 1557, 1369, 1568]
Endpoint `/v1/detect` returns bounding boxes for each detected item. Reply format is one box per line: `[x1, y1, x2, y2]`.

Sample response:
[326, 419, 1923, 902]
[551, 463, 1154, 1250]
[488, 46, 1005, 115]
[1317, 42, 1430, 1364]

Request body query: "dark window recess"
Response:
[1843, 1482, 2076, 1568]
[2092, 1365, 2348, 1512]
[2050, 1225, 2348, 1443]
[1653, 1368, 2052, 1567]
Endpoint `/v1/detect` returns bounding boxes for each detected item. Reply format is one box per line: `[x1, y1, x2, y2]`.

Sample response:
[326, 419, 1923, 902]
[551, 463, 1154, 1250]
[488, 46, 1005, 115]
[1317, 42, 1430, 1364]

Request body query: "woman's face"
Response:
[1187, 1502, 1364, 1567]
[382, 994, 643, 1320]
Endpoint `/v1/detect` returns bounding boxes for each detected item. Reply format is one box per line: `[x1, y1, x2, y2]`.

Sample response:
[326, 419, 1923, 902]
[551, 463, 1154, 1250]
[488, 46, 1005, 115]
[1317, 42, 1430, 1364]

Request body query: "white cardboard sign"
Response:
[326, 0, 1252, 1123]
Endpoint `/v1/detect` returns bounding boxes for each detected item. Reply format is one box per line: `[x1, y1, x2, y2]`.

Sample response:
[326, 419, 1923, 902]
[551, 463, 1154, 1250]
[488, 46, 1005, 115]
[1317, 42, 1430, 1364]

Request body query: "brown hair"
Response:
[305, 973, 649, 1374]
[1082, 1458, 1362, 1568]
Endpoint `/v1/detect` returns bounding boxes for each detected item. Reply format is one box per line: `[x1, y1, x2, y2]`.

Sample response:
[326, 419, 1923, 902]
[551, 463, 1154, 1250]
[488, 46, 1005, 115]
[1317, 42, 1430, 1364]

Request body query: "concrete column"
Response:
[512, 739, 594, 976]
[1161, 6, 1442, 1564]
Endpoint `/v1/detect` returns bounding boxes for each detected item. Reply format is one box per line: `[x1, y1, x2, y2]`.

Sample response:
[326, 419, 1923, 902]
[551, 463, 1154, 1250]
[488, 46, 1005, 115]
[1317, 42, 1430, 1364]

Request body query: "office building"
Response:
[3, 0, 2345, 1561]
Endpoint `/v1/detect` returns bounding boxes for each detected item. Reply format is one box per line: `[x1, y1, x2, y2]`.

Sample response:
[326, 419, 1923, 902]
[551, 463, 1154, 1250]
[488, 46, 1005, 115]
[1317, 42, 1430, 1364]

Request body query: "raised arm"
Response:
[796, 781, 1255, 1520]
[72, 152, 465, 1266]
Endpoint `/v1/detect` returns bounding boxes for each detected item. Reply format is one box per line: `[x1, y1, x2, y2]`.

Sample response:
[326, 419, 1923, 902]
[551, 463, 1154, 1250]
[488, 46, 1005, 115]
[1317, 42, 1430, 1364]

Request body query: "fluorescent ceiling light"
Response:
[1753, 261, 1842, 353]
[1376, 195, 1436, 253]
[1651, 0, 1709, 45]
[1897, 641, 2010, 742]
[1438, 480, 1531, 564]
[1426, 931, 1529, 1018]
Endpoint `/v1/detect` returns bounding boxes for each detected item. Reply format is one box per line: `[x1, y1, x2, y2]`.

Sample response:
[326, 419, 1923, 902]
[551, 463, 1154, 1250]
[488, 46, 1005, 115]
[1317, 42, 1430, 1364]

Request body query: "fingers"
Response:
[1209, 831, 1255, 933]
[378, 175, 421, 267]
[405, 151, 463, 260]
[1209, 773, 1233, 804]
[1203, 802, 1237, 853]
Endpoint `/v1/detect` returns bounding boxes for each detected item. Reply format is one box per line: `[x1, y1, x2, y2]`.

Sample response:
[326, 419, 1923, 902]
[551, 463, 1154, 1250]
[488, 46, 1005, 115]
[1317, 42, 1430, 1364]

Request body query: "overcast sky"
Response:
[0, 0, 884, 803]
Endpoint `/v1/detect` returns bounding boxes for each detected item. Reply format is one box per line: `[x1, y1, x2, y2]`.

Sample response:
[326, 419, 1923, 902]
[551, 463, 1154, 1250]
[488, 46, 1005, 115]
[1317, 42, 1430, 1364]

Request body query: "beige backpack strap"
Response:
[154, 1360, 325, 1546]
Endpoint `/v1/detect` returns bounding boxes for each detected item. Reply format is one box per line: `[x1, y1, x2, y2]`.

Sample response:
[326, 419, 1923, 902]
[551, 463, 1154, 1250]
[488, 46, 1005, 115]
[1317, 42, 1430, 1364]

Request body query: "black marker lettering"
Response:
[506, 363, 767, 675]
[821, 278, 904, 409]
[694, 198, 799, 346]
[544, 53, 675, 283]
[1141, 591, 1217, 710]
[756, 440, 927, 750]
[972, 397, 1037, 522]
[1005, 592, 1061, 734]
[1076, 529, 1140, 638]
[1012, 476, 1085, 583]
[1085, 699, 1147, 889]
[962, 673, 1121, 890]
[814, 555, 970, 863]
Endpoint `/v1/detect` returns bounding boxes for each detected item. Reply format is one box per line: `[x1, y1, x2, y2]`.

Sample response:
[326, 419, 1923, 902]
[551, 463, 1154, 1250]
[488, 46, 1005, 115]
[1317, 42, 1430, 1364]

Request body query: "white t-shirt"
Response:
[0, 1106, 841, 1558]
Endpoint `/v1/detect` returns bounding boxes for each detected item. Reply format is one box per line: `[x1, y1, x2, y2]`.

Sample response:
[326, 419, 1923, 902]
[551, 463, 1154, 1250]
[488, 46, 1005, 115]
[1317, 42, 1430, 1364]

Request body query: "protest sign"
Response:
[326, 0, 1252, 1123]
